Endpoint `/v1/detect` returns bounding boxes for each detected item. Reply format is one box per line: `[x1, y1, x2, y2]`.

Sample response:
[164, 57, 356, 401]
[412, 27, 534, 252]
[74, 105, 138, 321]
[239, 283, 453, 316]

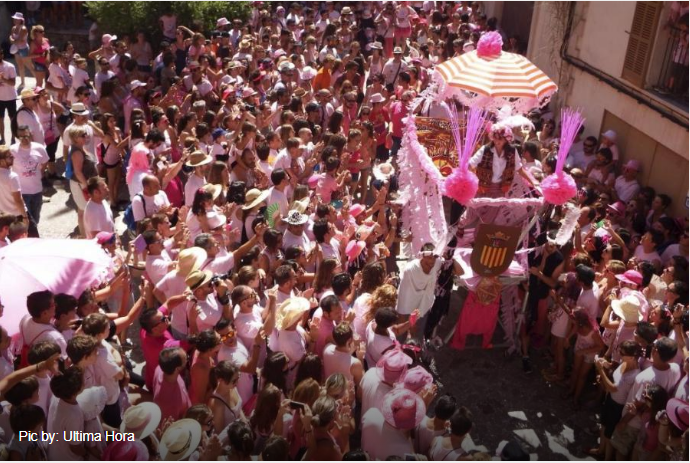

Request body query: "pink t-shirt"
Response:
[153, 365, 192, 420]
[317, 174, 339, 203]
[140, 307, 184, 390]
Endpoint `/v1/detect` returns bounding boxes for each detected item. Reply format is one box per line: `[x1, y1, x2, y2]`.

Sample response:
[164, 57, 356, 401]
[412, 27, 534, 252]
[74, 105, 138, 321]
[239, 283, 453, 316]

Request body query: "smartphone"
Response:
[289, 401, 305, 411]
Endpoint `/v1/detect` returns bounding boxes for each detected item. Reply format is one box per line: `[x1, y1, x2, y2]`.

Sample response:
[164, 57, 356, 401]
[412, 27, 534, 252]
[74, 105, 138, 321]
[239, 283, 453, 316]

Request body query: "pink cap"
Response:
[616, 270, 643, 287]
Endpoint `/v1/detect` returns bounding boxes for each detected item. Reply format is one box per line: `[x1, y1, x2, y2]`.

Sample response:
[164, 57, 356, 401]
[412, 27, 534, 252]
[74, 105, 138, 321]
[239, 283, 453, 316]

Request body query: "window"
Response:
[622, 1, 663, 87]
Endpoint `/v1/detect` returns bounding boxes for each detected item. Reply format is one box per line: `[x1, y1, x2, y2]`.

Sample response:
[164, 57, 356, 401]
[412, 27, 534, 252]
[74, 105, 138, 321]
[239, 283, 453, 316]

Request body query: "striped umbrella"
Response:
[435, 32, 558, 114]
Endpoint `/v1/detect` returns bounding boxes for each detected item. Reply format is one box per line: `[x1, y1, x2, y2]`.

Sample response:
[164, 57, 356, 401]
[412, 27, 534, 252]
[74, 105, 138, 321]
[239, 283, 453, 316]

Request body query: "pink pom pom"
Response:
[541, 172, 577, 205]
[443, 169, 479, 205]
[477, 31, 503, 58]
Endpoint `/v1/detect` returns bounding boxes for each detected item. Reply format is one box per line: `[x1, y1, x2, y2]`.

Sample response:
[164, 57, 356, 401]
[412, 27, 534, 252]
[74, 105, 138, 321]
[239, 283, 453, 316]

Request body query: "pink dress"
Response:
[451, 291, 500, 350]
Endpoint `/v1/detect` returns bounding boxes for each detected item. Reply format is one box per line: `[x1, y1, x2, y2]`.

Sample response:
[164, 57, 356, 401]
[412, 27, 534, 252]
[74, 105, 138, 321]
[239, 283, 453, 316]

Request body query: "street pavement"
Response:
[6, 77, 597, 461]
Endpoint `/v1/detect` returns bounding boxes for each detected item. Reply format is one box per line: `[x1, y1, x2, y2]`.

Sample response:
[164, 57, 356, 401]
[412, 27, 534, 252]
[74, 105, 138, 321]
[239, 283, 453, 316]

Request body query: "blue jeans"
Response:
[22, 193, 43, 224]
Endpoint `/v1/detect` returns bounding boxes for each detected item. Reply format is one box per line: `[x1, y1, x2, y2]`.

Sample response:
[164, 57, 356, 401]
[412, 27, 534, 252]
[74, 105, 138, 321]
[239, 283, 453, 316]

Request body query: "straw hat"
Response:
[376, 348, 413, 384]
[368, 41, 383, 50]
[70, 102, 90, 116]
[242, 188, 271, 210]
[186, 270, 213, 291]
[355, 222, 376, 242]
[185, 151, 213, 168]
[202, 183, 222, 200]
[611, 295, 643, 323]
[120, 402, 162, 440]
[20, 87, 39, 100]
[381, 388, 425, 430]
[291, 197, 310, 214]
[285, 210, 308, 226]
[176, 248, 207, 276]
[294, 87, 306, 98]
[276, 297, 311, 330]
[103, 440, 149, 461]
[159, 419, 202, 461]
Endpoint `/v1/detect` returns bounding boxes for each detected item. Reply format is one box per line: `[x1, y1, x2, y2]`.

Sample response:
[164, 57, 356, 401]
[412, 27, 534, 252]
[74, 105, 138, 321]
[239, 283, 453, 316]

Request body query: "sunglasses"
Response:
[155, 315, 170, 327]
[219, 331, 236, 342]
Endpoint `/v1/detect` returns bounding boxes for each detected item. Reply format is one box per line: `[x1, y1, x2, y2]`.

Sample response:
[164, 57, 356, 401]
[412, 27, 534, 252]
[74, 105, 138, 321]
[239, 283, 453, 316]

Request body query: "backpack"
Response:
[11, 106, 32, 139]
[123, 193, 146, 231]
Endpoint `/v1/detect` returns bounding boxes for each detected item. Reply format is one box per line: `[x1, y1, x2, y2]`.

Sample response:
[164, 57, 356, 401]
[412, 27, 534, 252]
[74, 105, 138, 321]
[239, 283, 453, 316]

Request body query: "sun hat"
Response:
[95, 231, 116, 245]
[77, 386, 107, 420]
[346, 240, 366, 263]
[103, 440, 149, 461]
[369, 41, 383, 51]
[69, 102, 90, 116]
[186, 270, 213, 291]
[376, 348, 413, 384]
[602, 129, 617, 142]
[273, 49, 287, 59]
[216, 17, 230, 28]
[206, 211, 227, 229]
[300, 66, 317, 81]
[102, 34, 117, 46]
[241, 87, 258, 99]
[349, 203, 366, 217]
[381, 387, 425, 430]
[666, 398, 689, 431]
[623, 159, 641, 172]
[201, 183, 222, 200]
[184, 150, 213, 168]
[120, 402, 162, 440]
[11, 12, 24, 21]
[402, 366, 434, 394]
[607, 201, 626, 217]
[393, 46, 403, 54]
[615, 270, 643, 287]
[242, 188, 271, 210]
[372, 162, 395, 181]
[370, 93, 385, 104]
[129, 79, 147, 91]
[176, 248, 207, 276]
[291, 197, 310, 214]
[356, 222, 376, 242]
[159, 419, 202, 461]
[293, 87, 307, 98]
[611, 295, 643, 323]
[341, 6, 353, 15]
[276, 297, 311, 330]
[285, 210, 308, 226]
[20, 87, 39, 99]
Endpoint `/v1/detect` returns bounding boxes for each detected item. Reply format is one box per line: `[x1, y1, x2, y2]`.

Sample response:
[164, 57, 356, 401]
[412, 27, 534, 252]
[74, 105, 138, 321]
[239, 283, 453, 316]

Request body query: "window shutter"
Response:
[622, 2, 662, 87]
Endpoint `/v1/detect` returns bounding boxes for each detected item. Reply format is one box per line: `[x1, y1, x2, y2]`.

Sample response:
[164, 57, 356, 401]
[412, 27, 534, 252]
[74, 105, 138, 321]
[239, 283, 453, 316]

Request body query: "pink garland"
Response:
[398, 114, 447, 254]
[542, 108, 585, 205]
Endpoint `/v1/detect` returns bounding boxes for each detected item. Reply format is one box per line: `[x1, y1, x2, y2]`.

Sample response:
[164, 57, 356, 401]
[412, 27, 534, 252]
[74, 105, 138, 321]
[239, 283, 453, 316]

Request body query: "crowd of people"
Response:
[0, 1, 688, 461]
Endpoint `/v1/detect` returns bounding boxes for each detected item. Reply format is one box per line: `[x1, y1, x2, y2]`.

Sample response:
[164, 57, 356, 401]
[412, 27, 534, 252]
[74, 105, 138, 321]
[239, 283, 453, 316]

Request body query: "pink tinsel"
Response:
[444, 169, 479, 205]
[476, 31, 503, 58]
[542, 108, 585, 205]
[541, 172, 577, 206]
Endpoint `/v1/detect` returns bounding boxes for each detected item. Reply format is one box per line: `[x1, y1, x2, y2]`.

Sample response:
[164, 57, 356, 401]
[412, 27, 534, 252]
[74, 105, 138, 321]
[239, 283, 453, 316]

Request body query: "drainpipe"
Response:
[559, 2, 688, 130]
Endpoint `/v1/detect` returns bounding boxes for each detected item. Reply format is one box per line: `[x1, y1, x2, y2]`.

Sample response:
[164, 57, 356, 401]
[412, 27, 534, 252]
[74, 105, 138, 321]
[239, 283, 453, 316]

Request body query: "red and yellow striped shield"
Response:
[470, 224, 521, 277]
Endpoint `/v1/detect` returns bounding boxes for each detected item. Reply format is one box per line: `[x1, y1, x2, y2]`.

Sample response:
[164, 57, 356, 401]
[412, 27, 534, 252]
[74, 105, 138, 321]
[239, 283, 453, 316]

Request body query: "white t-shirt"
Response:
[577, 284, 600, 320]
[83, 199, 114, 238]
[275, 327, 307, 369]
[323, 344, 357, 381]
[268, 186, 289, 218]
[218, 343, 254, 404]
[184, 174, 207, 207]
[610, 363, 638, 404]
[17, 107, 45, 145]
[19, 316, 67, 357]
[614, 176, 640, 204]
[661, 244, 687, 266]
[132, 191, 171, 221]
[47, 399, 85, 461]
[0, 61, 18, 101]
[146, 253, 173, 286]
[155, 271, 191, 335]
[396, 259, 442, 316]
[360, 367, 394, 417]
[469, 146, 523, 184]
[183, 75, 213, 96]
[196, 294, 223, 332]
[10, 142, 49, 195]
[93, 340, 122, 404]
[633, 246, 661, 266]
[283, 229, 313, 253]
[361, 408, 414, 460]
[0, 168, 23, 215]
[365, 321, 395, 367]
[625, 363, 682, 429]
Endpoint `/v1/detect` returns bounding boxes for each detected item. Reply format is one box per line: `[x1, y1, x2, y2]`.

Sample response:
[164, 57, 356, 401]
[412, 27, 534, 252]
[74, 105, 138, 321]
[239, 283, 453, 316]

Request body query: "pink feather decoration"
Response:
[443, 105, 488, 205]
[476, 31, 503, 58]
[542, 108, 585, 205]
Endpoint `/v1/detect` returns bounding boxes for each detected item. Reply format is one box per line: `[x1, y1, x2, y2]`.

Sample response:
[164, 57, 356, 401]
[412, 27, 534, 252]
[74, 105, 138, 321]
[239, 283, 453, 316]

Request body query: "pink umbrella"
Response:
[0, 238, 113, 336]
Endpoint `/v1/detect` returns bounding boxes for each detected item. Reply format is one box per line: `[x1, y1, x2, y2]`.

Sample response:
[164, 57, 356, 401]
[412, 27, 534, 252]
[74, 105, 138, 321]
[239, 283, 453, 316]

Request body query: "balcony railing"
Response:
[652, 25, 689, 109]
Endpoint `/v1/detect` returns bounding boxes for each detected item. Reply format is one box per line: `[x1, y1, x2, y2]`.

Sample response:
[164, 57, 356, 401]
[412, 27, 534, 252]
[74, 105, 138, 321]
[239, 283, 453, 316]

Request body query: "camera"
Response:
[211, 272, 232, 286]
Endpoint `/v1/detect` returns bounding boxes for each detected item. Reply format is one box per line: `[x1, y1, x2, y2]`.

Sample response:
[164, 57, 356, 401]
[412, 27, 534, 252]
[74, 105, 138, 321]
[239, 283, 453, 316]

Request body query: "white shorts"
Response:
[69, 179, 88, 210]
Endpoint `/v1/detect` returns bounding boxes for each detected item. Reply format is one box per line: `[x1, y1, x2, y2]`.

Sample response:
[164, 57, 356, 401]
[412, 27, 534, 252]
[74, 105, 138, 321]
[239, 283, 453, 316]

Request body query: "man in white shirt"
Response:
[574, 265, 600, 320]
[0, 49, 18, 144]
[132, 174, 171, 222]
[566, 136, 598, 171]
[360, 348, 413, 417]
[143, 230, 176, 286]
[20, 290, 67, 357]
[186, 270, 233, 333]
[184, 151, 213, 207]
[83, 176, 114, 239]
[183, 61, 214, 97]
[17, 87, 45, 145]
[282, 210, 312, 252]
[0, 146, 28, 220]
[94, 58, 116, 94]
[361, 388, 421, 460]
[382, 47, 409, 86]
[10, 126, 48, 225]
[613, 159, 641, 204]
